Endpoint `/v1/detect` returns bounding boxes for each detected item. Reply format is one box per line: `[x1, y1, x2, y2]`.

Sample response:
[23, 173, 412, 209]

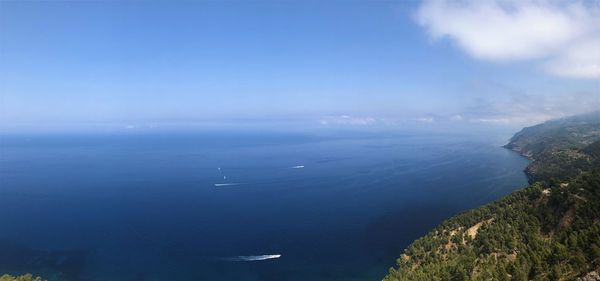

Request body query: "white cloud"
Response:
[450, 114, 463, 121]
[412, 117, 435, 123]
[469, 118, 512, 124]
[416, 0, 600, 79]
[544, 37, 600, 78]
[319, 115, 377, 126]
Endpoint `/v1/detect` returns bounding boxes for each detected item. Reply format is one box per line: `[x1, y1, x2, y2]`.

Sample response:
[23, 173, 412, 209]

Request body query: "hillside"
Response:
[384, 113, 600, 281]
[504, 111, 600, 183]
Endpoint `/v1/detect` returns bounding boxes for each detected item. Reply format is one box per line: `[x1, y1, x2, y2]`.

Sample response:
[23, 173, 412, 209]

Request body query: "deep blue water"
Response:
[0, 131, 529, 281]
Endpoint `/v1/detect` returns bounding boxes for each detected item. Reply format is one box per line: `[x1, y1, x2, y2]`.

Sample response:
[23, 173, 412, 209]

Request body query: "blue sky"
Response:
[1, 0, 598, 132]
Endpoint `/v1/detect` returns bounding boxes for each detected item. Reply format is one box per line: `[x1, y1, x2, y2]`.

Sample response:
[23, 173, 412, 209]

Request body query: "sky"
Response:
[0, 0, 599, 132]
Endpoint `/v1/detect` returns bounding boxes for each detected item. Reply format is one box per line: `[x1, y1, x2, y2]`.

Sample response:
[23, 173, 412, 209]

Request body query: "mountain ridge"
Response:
[504, 111, 600, 183]
[384, 112, 600, 281]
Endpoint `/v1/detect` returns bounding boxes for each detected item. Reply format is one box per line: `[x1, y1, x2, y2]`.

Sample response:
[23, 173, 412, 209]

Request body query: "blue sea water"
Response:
[0, 130, 529, 281]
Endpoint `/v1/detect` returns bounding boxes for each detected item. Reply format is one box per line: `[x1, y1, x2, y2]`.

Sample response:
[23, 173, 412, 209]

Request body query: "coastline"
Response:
[383, 115, 600, 281]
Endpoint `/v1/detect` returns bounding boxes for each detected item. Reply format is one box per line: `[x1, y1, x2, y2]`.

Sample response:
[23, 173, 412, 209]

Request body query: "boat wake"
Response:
[289, 165, 305, 169]
[214, 183, 242, 187]
[224, 254, 282, 261]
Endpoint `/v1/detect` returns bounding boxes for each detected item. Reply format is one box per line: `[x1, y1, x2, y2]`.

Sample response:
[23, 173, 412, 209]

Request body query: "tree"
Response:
[0, 274, 44, 281]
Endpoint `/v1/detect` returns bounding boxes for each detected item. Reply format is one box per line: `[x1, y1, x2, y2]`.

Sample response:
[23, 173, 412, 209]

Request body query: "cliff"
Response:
[384, 112, 600, 281]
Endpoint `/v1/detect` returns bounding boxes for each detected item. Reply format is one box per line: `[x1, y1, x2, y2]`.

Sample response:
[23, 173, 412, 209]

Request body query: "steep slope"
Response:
[504, 111, 600, 182]
[384, 113, 600, 281]
[505, 111, 600, 157]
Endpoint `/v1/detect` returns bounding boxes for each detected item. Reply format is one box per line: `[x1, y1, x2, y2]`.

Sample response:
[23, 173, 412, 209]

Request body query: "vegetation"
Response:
[385, 170, 600, 281]
[504, 111, 600, 183]
[385, 112, 600, 281]
[0, 274, 44, 281]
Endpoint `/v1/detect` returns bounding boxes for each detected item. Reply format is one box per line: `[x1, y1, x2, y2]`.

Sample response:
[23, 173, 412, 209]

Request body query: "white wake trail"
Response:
[224, 254, 282, 261]
[214, 183, 242, 187]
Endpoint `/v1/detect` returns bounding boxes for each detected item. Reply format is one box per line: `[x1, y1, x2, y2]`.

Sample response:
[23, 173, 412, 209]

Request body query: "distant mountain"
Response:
[505, 110, 600, 157]
[384, 112, 600, 281]
[505, 111, 600, 182]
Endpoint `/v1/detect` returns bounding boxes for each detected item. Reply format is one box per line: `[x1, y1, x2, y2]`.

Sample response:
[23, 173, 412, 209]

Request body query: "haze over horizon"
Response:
[1, 0, 599, 133]
[2, 3, 600, 281]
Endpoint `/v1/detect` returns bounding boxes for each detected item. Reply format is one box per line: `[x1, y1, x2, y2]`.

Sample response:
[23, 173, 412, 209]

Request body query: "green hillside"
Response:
[385, 113, 600, 281]
[504, 111, 600, 183]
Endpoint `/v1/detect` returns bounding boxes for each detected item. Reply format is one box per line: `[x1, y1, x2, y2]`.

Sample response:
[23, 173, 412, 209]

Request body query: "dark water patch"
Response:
[363, 204, 459, 258]
[0, 240, 88, 281]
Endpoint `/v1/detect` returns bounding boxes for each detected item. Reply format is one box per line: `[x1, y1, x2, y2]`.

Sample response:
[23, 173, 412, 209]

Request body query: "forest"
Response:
[386, 113, 600, 281]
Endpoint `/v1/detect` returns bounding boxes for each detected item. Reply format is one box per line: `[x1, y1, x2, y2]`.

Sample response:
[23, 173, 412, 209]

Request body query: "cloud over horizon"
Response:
[319, 115, 378, 126]
[416, 0, 600, 79]
[460, 85, 600, 126]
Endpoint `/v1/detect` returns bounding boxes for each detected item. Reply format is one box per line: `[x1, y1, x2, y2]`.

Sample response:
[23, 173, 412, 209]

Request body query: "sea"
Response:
[0, 130, 529, 281]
